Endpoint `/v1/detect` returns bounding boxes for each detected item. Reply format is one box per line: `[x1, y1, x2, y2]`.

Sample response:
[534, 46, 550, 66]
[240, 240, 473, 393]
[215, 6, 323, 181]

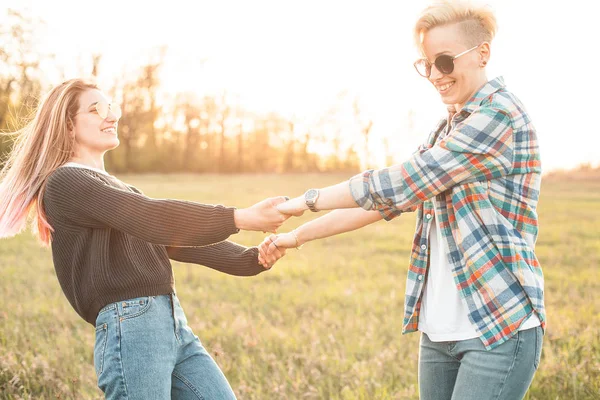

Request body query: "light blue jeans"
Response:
[418, 326, 543, 400]
[94, 293, 237, 399]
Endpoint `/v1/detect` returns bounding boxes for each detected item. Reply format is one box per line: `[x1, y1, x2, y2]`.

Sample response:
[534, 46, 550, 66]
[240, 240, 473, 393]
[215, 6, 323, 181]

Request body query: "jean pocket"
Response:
[533, 326, 543, 369]
[94, 323, 108, 377]
[120, 296, 154, 320]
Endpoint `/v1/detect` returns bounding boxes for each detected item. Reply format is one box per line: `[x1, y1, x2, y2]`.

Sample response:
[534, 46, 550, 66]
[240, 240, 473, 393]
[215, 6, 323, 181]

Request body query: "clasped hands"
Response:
[234, 195, 308, 269]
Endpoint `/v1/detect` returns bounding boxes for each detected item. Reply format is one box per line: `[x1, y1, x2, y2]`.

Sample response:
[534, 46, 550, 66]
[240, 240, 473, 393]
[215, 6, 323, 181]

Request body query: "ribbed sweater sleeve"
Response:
[45, 167, 239, 247]
[166, 241, 267, 276]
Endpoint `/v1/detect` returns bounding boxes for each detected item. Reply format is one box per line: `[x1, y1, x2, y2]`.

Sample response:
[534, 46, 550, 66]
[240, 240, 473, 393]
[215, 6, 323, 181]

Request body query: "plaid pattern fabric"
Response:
[350, 77, 545, 349]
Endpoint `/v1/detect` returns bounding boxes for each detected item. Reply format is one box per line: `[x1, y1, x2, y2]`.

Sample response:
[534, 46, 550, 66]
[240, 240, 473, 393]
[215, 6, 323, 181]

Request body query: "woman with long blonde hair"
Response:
[0, 79, 286, 399]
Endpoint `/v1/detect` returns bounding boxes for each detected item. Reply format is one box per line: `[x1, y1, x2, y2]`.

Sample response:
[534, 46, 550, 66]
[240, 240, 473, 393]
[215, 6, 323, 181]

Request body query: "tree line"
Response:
[1, 10, 375, 174]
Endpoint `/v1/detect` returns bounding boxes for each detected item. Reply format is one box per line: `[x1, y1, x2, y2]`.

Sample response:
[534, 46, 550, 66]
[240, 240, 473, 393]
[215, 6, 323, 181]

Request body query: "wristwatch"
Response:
[304, 189, 320, 212]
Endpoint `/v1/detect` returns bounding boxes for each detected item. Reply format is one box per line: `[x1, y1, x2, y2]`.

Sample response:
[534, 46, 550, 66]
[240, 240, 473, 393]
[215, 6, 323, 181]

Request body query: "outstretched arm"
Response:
[166, 241, 271, 277]
[277, 181, 358, 214]
[261, 208, 385, 263]
[292, 208, 383, 246]
[278, 105, 514, 217]
[45, 167, 290, 248]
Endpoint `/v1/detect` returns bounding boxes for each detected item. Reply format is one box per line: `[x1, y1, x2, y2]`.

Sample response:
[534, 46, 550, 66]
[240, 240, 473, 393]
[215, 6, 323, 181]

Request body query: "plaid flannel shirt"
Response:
[349, 77, 545, 349]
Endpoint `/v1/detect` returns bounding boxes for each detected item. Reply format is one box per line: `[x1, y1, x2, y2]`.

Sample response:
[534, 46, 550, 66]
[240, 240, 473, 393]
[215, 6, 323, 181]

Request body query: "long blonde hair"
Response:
[0, 79, 98, 245]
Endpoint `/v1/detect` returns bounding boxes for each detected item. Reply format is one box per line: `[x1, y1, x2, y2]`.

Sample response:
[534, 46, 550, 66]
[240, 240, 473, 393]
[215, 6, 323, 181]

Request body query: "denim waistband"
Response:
[97, 292, 176, 317]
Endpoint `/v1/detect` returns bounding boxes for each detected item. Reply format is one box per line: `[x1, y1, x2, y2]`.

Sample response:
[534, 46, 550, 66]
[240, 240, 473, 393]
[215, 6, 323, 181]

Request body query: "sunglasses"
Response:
[75, 101, 122, 120]
[413, 44, 479, 78]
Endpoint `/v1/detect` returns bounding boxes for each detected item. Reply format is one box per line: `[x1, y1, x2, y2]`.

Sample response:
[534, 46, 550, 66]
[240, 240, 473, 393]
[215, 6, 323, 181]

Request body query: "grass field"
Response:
[0, 173, 598, 399]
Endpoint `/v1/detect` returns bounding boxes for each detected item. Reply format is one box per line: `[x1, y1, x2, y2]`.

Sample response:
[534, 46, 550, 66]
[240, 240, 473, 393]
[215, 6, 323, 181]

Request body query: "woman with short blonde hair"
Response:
[269, 1, 544, 399]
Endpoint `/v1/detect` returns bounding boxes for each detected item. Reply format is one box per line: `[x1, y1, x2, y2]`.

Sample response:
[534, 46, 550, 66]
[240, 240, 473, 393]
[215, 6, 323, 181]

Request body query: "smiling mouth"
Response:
[101, 127, 117, 134]
[437, 82, 455, 93]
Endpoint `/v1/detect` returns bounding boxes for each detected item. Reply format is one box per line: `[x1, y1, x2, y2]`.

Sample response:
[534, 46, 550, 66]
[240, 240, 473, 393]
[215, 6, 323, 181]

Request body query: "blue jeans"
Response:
[94, 293, 237, 399]
[418, 327, 543, 400]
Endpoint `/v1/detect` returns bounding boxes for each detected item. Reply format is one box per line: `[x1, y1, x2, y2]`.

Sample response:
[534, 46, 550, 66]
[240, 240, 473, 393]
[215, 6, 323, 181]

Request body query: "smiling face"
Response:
[71, 89, 120, 156]
[421, 22, 490, 111]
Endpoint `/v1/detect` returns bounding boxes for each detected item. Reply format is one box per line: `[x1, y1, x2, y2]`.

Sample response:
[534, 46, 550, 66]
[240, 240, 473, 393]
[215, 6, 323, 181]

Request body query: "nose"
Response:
[106, 108, 120, 122]
[428, 63, 444, 82]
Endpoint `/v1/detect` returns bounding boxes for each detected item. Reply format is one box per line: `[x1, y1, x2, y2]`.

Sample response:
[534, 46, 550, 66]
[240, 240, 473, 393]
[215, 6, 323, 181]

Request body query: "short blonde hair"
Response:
[414, 1, 497, 54]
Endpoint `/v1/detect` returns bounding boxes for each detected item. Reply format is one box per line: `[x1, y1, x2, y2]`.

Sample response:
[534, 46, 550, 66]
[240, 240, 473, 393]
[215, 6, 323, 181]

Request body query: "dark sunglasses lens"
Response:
[435, 55, 455, 74]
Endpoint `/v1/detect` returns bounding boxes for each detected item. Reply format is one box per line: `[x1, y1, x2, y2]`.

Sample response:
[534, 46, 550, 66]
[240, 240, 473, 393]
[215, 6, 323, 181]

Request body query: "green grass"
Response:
[0, 173, 599, 399]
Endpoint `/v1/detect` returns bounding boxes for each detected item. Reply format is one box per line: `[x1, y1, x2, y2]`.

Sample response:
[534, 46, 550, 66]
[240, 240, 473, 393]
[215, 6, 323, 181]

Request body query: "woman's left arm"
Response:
[261, 208, 387, 263]
[166, 241, 270, 276]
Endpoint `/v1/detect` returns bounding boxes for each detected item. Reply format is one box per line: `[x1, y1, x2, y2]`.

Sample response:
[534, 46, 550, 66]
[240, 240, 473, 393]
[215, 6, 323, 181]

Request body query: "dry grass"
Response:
[0, 173, 598, 399]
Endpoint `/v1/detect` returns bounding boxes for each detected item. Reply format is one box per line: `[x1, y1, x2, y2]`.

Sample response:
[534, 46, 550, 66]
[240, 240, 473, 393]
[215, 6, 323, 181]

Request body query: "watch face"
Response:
[306, 189, 318, 200]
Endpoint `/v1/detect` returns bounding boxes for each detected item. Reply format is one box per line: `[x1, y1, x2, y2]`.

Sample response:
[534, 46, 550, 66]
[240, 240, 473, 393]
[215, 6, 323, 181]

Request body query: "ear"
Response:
[479, 42, 491, 66]
[67, 117, 75, 138]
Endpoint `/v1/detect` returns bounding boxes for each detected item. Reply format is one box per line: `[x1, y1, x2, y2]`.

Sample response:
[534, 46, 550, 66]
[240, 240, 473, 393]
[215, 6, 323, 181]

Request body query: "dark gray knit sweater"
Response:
[43, 166, 264, 325]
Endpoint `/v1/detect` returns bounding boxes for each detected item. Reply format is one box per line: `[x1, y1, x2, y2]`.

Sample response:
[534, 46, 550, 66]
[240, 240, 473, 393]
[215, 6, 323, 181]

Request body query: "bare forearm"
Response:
[315, 181, 358, 210]
[295, 208, 383, 246]
[284, 181, 358, 214]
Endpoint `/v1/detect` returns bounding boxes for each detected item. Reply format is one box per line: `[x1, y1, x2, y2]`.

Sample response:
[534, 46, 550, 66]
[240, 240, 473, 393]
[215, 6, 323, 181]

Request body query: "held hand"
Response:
[276, 196, 306, 217]
[266, 232, 298, 256]
[235, 196, 291, 233]
[258, 235, 287, 269]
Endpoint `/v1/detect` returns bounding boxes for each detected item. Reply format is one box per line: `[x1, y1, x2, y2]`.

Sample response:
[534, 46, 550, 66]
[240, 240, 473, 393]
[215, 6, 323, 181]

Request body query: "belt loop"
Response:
[170, 293, 175, 320]
[170, 293, 181, 341]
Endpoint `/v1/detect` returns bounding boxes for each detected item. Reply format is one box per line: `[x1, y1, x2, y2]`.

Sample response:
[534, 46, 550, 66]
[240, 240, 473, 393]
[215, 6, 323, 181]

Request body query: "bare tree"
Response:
[174, 93, 202, 171]
[217, 91, 231, 173]
[353, 97, 373, 169]
[0, 9, 47, 131]
[112, 50, 165, 171]
[234, 108, 245, 173]
[91, 54, 102, 78]
[0, 9, 49, 167]
[283, 119, 296, 172]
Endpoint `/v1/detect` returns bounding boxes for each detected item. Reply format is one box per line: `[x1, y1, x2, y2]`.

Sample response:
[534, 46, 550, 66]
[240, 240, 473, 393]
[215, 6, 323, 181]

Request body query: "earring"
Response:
[480, 60, 487, 67]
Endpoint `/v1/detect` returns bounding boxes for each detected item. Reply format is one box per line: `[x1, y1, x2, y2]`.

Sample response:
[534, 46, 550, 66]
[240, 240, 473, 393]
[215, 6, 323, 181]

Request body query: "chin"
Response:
[440, 96, 451, 104]
[440, 91, 465, 108]
[439, 95, 455, 105]
[105, 139, 120, 150]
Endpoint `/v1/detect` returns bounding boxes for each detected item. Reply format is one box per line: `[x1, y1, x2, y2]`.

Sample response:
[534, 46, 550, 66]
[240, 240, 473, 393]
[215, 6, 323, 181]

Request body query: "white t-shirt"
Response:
[418, 198, 541, 342]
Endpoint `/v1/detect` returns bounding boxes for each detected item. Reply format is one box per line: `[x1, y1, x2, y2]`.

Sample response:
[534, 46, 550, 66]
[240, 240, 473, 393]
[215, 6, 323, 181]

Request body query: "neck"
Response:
[69, 151, 106, 171]
[455, 74, 488, 112]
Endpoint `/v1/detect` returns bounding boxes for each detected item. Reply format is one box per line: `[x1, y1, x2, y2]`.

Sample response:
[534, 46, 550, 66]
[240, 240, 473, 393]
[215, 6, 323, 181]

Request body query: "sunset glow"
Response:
[3, 0, 598, 171]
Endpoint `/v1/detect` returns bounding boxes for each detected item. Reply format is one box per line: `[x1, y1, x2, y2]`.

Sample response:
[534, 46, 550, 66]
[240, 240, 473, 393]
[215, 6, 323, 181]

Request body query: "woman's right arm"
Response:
[277, 106, 514, 217]
[259, 208, 387, 265]
[44, 167, 287, 247]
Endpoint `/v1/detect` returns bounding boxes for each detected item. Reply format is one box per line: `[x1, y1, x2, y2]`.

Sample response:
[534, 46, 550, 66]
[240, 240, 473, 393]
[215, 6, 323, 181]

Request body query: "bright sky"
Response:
[3, 0, 599, 171]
